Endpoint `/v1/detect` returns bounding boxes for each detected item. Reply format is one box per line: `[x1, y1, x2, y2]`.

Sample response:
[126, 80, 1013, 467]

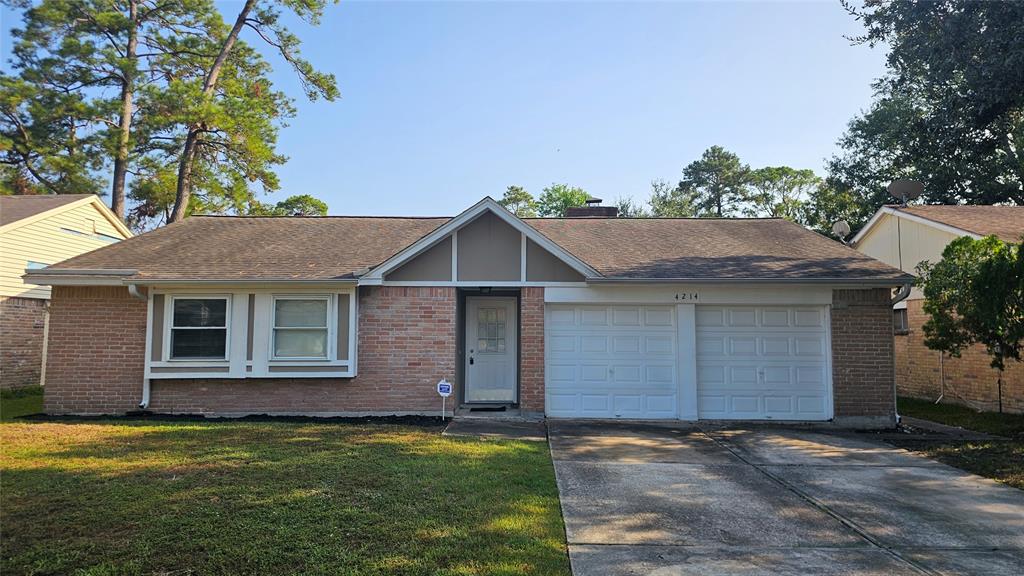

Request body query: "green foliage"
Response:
[830, 0, 1024, 207]
[676, 146, 750, 217]
[614, 196, 648, 218]
[917, 236, 1024, 372]
[247, 193, 328, 216]
[648, 178, 697, 217]
[801, 180, 870, 237]
[497, 185, 537, 217]
[537, 183, 589, 217]
[746, 166, 819, 221]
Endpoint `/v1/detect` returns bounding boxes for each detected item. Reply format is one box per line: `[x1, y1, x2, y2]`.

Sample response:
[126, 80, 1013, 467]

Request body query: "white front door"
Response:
[465, 297, 517, 403]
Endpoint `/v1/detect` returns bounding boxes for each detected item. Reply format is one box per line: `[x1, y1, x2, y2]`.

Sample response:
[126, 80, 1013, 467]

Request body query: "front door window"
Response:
[476, 307, 506, 353]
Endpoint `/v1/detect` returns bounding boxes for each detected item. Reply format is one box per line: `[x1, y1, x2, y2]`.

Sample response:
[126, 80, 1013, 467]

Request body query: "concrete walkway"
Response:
[548, 421, 1024, 576]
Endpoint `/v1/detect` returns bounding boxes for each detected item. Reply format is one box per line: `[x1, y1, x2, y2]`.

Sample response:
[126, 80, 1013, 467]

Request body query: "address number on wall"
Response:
[674, 293, 699, 301]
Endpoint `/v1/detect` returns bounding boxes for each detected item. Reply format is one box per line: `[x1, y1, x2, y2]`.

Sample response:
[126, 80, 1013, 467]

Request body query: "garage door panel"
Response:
[697, 306, 830, 421]
[547, 304, 677, 419]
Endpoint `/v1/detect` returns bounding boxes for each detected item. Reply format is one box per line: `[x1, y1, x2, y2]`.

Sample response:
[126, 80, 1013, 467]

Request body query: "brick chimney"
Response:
[565, 197, 618, 218]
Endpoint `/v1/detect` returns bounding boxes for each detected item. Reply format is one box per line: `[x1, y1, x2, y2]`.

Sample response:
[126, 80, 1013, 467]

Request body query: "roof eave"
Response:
[586, 276, 914, 287]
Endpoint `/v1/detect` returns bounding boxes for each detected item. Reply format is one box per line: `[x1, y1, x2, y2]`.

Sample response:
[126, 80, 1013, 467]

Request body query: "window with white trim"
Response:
[170, 297, 229, 359]
[272, 296, 330, 359]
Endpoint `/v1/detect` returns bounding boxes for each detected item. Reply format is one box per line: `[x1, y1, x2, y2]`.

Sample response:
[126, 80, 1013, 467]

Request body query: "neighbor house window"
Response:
[273, 296, 330, 359]
[170, 297, 229, 359]
[893, 308, 909, 334]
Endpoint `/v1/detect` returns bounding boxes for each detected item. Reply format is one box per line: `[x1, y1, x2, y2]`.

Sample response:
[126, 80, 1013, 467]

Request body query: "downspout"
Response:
[126, 284, 151, 409]
[890, 284, 912, 425]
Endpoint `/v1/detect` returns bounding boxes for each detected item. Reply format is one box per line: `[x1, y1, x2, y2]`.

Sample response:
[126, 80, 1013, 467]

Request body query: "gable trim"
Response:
[0, 195, 133, 238]
[361, 197, 599, 283]
[851, 206, 981, 247]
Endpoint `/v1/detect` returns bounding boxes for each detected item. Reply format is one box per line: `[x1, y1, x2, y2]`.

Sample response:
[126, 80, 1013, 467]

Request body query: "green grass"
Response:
[894, 396, 1024, 490]
[898, 396, 1024, 439]
[0, 386, 43, 421]
[0, 420, 570, 576]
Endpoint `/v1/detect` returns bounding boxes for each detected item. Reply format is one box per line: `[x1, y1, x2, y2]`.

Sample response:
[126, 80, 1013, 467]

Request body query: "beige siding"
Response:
[386, 236, 452, 281]
[457, 212, 521, 281]
[526, 239, 585, 282]
[0, 202, 129, 299]
[856, 213, 962, 299]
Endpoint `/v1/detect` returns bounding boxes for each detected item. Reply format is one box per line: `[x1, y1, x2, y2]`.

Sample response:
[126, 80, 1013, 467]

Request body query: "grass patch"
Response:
[0, 420, 570, 575]
[894, 397, 1024, 490]
[898, 396, 1024, 439]
[0, 386, 43, 421]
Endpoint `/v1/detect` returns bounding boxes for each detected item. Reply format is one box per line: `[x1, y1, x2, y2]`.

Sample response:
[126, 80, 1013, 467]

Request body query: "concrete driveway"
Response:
[548, 421, 1024, 576]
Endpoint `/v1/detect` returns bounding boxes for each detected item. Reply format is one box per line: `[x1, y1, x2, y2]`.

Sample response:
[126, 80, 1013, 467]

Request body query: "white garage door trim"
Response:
[545, 304, 679, 419]
[696, 305, 833, 421]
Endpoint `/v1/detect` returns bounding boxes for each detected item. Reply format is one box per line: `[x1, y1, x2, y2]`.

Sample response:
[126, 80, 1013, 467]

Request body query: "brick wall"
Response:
[831, 288, 896, 426]
[0, 296, 48, 390]
[45, 285, 460, 415]
[45, 287, 147, 414]
[896, 299, 1023, 414]
[519, 287, 545, 413]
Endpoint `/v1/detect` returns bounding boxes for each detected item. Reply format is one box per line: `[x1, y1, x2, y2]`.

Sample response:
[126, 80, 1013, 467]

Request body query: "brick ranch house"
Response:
[26, 197, 913, 427]
[853, 205, 1024, 414]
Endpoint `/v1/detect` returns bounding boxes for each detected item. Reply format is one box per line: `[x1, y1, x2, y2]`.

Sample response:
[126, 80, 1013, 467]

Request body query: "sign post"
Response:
[436, 378, 452, 420]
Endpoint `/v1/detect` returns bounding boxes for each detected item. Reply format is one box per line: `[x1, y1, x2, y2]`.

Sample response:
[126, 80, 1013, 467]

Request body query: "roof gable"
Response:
[361, 197, 598, 282]
[853, 205, 1024, 245]
[0, 194, 132, 238]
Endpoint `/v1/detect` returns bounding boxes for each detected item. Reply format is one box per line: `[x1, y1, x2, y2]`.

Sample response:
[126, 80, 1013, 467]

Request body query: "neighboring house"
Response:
[0, 194, 133, 390]
[853, 205, 1024, 414]
[25, 197, 912, 426]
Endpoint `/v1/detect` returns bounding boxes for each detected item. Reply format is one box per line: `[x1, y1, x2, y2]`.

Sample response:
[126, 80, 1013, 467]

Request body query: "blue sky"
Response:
[1, 1, 886, 216]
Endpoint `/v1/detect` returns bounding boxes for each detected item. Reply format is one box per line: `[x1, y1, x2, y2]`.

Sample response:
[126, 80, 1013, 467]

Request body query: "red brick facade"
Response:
[830, 288, 897, 426]
[44, 287, 147, 414]
[43, 285, 897, 423]
[895, 299, 1023, 414]
[0, 296, 48, 390]
[519, 287, 545, 413]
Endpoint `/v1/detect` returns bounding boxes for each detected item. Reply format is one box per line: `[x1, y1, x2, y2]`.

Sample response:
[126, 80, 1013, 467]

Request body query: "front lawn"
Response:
[893, 397, 1024, 490]
[0, 419, 570, 575]
[0, 386, 43, 421]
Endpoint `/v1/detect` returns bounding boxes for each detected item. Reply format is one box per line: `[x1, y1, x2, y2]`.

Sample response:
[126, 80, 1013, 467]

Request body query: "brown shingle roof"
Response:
[529, 217, 909, 281]
[896, 205, 1024, 242]
[46, 216, 449, 280]
[0, 194, 96, 227]
[43, 213, 910, 283]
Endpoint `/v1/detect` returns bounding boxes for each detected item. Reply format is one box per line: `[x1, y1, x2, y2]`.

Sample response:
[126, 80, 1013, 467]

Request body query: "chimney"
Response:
[565, 197, 618, 218]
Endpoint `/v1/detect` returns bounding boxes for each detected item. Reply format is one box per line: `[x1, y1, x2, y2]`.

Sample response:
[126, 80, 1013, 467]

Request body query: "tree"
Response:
[247, 194, 328, 216]
[648, 179, 696, 217]
[746, 166, 819, 221]
[917, 236, 1023, 411]
[1, 0, 227, 217]
[677, 146, 750, 217]
[830, 1, 1024, 207]
[497, 185, 537, 217]
[170, 0, 339, 223]
[801, 180, 872, 238]
[614, 196, 648, 218]
[537, 183, 589, 217]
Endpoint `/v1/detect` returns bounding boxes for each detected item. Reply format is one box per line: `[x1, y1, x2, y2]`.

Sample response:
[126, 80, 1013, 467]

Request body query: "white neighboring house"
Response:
[0, 194, 132, 390]
[852, 204, 1024, 413]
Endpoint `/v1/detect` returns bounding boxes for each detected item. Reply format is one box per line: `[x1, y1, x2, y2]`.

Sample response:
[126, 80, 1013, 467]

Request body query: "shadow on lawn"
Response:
[1, 420, 570, 576]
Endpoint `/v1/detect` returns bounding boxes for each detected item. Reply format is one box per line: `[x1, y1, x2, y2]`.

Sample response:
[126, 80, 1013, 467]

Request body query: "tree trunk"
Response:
[169, 0, 257, 223]
[110, 0, 137, 221]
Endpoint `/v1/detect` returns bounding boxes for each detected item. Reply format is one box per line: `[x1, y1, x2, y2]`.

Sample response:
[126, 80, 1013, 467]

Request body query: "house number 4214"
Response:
[674, 293, 698, 301]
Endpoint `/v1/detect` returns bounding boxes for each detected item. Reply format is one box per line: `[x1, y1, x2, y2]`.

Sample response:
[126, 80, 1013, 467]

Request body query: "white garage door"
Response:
[696, 306, 830, 420]
[545, 305, 677, 419]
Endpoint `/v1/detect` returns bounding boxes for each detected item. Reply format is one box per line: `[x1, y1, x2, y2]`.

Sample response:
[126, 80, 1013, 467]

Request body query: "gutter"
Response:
[585, 276, 916, 287]
[889, 283, 914, 426]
